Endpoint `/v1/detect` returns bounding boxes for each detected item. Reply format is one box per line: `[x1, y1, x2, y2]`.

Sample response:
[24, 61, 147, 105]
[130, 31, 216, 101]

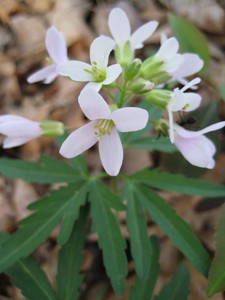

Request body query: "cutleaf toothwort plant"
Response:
[0, 7, 225, 299]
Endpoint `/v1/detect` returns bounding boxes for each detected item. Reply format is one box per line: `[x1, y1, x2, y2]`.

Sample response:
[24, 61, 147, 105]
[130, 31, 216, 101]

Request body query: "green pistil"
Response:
[95, 119, 115, 141]
[84, 61, 107, 82]
[183, 103, 190, 110]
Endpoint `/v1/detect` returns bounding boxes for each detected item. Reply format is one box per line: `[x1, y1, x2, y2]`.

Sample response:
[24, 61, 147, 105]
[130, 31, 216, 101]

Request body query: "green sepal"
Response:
[115, 41, 134, 67]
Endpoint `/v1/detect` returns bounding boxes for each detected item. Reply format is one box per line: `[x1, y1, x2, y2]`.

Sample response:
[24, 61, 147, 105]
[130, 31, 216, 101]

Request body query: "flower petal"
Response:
[0, 120, 41, 137]
[130, 21, 158, 50]
[168, 108, 175, 143]
[103, 64, 122, 85]
[57, 61, 94, 82]
[174, 133, 216, 169]
[172, 53, 203, 79]
[27, 65, 57, 83]
[163, 54, 184, 73]
[169, 89, 187, 111]
[174, 121, 225, 138]
[45, 26, 68, 65]
[155, 37, 179, 62]
[108, 8, 131, 45]
[59, 121, 98, 158]
[112, 107, 149, 132]
[84, 81, 103, 92]
[90, 36, 115, 68]
[183, 93, 201, 111]
[78, 88, 111, 120]
[99, 128, 123, 176]
[0, 115, 29, 124]
[3, 136, 38, 148]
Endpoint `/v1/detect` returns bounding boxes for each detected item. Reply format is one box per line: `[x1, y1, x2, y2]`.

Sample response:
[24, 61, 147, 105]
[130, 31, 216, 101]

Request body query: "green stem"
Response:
[112, 176, 118, 195]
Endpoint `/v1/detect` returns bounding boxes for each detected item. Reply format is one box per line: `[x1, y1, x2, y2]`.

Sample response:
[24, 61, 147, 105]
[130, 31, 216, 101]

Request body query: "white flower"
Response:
[108, 7, 158, 50]
[172, 53, 204, 85]
[154, 37, 184, 74]
[27, 26, 68, 84]
[59, 88, 149, 176]
[168, 77, 202, 143]
[160, 33, 204, 85]
[0, 115, 42, 148]
[57, 36, 122, 92]
[172, 121, 225, 169]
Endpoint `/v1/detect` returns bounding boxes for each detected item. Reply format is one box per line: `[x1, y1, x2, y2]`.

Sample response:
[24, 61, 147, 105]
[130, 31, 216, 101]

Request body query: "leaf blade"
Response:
[57, 205, 88, 300]
[128, 236, 160, 300]
[89, 180, 128, 295]
[6, 256, 56, 300]
[130, 168, 225, 197]
[136, 184, 210, 276]
[154, 262, 190, 300]
[207, 203, 225, 297]
[123, 180, 152, 277]
[0, 156, 79, 183]
[0, 183, 85, 272]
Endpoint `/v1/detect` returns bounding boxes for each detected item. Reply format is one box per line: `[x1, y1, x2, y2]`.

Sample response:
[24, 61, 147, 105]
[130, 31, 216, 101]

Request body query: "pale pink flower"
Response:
[0, 115, 42, 148]
[27, 26, 68, 84]
[168, 78, 202, 143]
[172, 121, 225, 168]
[57, 36, 122, 92]
[59, 88, 149, 176]
[108, 8, 158, 50]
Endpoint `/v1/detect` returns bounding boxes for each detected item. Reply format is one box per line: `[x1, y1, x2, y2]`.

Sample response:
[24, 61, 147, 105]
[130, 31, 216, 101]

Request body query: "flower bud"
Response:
[145, 89, 172, 109]
[124, 59, 142, 81]
[130, 79, 154, 94]
[115, 41, 134, 67]
[40, 120, 65, 137]
[141, 56, 172, 84]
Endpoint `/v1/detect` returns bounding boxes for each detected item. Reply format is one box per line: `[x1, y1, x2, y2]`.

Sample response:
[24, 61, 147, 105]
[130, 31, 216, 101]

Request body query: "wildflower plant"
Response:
[0, 7, 225, 300]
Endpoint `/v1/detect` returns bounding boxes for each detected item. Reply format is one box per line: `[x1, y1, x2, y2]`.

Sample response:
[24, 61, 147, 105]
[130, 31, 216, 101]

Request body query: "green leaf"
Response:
[136, 184, 210, 276]
[129, 236, 160, 300]
[0, 234, 56, 300]
[219, 86, 225, 102]
[57, 183, 89, 245]
[0, 155, 80, 183]
[57, 205, 87, 300]
[123, 180, 152, 277]
[125, 135, 176, 152]
[168, 13, 210, 69]
[207, 203, 225, 297]
[0, 182, 85, 272]
[154, 262, 190, 300]
[89, 180, 128, 295]
[130, 168, 225, 197]
[6, 256, 56, 300]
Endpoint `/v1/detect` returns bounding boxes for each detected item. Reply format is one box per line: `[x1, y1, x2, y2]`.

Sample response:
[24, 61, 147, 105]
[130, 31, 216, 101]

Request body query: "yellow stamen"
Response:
[95, 119, 115, 141]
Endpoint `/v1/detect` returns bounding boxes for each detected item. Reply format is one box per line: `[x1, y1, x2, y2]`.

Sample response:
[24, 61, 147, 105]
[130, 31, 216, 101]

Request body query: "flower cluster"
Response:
[0, 7, 225, 175]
